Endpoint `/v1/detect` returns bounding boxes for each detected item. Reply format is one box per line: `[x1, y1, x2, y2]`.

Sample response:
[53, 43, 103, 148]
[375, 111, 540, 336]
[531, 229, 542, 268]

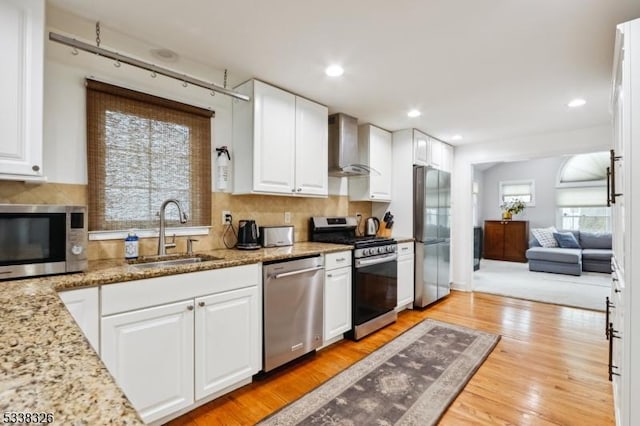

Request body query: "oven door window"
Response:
[0, 214, 66, 266]
[353, 261, 397, 326]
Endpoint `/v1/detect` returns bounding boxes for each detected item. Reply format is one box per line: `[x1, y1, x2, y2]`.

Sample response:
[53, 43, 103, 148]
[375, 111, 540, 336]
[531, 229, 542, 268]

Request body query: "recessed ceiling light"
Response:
[451, 134, 463, 141]
[568, 98, 586, 108]
[150, 48, 179, 62]
[407, 109, 421, 118]
[325, 65, 344, 77]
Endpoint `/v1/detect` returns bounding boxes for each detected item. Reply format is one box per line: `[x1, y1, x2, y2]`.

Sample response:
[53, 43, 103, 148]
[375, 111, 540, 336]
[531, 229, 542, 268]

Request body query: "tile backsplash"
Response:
[0, 181, 371, 260]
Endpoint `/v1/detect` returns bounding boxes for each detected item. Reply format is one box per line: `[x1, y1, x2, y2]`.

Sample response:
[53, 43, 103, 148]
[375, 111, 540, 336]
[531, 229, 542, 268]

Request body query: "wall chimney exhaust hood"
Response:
[328, 113, 372, 176]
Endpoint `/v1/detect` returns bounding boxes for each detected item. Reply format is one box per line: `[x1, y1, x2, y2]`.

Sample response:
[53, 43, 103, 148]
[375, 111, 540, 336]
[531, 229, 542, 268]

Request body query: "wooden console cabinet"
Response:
[483, 220, 529, 263]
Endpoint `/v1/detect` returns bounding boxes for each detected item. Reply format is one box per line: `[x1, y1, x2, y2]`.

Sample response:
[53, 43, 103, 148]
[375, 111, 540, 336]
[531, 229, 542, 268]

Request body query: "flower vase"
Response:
[502, 211, 512, 220]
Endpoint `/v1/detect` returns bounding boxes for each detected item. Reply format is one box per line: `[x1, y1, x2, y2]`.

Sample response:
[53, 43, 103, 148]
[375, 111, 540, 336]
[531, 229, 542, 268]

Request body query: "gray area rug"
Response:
[258, 319, 500, 426]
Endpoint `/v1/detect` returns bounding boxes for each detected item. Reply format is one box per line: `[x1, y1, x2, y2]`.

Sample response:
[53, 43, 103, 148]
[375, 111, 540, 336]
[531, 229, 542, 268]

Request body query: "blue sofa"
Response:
[526, 230, 612, 276]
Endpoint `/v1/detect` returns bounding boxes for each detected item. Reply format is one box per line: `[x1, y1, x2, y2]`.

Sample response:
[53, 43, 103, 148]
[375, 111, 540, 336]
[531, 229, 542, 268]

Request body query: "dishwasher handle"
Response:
[272, 265, 323, 279]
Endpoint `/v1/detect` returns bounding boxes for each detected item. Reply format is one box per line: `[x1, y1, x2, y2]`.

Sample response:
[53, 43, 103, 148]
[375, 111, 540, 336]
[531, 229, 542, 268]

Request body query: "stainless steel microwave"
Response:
[0, 204, 88, 280]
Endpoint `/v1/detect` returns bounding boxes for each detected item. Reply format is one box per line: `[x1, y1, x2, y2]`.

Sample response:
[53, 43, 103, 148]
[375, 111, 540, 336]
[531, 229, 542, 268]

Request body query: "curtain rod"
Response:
[48, 32, 250, 102]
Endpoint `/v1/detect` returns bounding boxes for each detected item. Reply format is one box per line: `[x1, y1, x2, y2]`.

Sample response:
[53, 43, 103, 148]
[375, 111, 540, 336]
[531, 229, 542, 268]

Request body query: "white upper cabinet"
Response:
[440, 142, 453, 173]
[413, 130, 429, 166]
[295, 96, 329, 196]
[411, 129, 452, 172]
[0, 0, 44, 180]
[349, 124, 392, 202]
[233, 79, 328, 196]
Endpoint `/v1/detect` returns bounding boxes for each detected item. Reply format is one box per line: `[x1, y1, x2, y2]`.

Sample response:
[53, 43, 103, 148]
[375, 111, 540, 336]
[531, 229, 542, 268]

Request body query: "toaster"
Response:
[259, 225, 294, 247]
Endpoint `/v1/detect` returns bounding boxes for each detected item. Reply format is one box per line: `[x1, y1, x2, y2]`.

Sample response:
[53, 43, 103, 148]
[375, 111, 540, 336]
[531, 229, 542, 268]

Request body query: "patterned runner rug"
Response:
[258, 319, 500, 426]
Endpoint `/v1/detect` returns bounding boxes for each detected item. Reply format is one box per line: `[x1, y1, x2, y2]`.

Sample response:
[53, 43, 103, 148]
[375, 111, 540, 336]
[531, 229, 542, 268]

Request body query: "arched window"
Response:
[556, 152, 610, 232]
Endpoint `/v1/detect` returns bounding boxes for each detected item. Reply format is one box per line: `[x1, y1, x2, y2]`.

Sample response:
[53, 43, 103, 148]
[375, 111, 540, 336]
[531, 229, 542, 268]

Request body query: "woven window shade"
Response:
[86, 79, 212, 231]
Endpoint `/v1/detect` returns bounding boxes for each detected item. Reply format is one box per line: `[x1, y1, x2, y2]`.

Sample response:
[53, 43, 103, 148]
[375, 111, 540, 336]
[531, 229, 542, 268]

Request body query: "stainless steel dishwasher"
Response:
[263, 255, 324, 372]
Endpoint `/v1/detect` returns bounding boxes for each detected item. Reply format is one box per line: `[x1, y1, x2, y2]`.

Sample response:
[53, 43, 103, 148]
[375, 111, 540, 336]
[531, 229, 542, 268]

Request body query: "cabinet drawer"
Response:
[325, 251, 352, 270]
[102, 264, 261, 316]
[397, 242, 414, 257]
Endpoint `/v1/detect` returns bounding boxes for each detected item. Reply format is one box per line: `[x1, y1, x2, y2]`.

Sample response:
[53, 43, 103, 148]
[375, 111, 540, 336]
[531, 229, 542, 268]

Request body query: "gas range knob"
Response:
[389, 245, 397, 252]
[362, 249, 370, 256]
[370, 247, 378, 255]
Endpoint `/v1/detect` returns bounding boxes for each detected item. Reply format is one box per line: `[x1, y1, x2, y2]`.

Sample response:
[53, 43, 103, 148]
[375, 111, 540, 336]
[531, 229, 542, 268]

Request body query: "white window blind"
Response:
[499, 180, 534, 204]
[556, 186, 607, 207]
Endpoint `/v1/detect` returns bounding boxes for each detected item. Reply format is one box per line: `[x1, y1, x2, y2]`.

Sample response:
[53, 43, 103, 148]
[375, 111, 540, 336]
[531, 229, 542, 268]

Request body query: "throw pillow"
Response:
[531, 227, 559, 248]
[553, 231, 581, 249]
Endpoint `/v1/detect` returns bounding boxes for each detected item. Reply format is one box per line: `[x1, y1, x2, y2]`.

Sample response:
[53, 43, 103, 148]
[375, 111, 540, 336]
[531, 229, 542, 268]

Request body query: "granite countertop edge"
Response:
[0, 242, 351, 425]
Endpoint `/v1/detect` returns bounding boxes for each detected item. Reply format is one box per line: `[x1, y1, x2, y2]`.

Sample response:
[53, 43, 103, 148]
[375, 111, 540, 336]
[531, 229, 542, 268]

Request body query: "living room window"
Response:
[499, 180, 535, 205]
[556, 152, 610, 232]
[86, 79, 213, 235]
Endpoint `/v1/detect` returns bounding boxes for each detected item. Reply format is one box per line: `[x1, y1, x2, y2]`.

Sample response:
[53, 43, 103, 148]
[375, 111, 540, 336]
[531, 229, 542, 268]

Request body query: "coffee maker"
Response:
[237, 220, 260, 250]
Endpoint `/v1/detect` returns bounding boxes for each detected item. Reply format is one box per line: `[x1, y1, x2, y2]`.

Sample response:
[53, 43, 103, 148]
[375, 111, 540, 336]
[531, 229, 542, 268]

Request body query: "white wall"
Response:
[451, 125, 611, 291]
[479, 156, 566, 229]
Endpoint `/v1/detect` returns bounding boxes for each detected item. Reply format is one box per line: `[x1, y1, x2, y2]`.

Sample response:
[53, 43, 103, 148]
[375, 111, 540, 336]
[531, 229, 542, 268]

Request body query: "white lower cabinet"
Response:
[396, 242, 415, 310]
[101, 300, 195, 423]
[195, 286, 260, 400]
[324, 251, 352, 343]
[100, 264, 261, 424]
[58, 287, 100, 354]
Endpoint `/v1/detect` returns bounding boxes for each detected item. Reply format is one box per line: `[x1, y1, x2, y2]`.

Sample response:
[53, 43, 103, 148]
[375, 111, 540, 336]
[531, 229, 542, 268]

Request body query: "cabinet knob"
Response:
[198, 301, 205, 307]
[371, 195, 375, 199]
[187, 305, 194, 311]
[291, 188, 296, 192]
[336, 258, 346, 262]
[297, 188, 302, 192]
[32, 165, 40, 172]
[327, 273, 333, 278]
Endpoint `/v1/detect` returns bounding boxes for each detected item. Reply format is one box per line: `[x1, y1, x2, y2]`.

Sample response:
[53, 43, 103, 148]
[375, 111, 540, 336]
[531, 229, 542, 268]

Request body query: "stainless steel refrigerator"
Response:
[414, 165, 451, 307]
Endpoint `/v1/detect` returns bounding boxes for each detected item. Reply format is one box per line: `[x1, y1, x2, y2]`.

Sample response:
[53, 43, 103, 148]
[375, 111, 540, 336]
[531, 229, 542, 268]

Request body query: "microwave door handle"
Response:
[273, 266, 323, 279]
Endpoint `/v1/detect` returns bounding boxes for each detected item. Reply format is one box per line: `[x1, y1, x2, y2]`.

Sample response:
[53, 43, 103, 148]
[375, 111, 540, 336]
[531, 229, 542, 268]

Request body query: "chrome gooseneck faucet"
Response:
[157, 199, 188, 256]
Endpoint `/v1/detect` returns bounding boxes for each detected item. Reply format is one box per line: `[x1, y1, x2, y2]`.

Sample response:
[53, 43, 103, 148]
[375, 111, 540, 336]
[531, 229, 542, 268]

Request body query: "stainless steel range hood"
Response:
[328, 113, 371, 176]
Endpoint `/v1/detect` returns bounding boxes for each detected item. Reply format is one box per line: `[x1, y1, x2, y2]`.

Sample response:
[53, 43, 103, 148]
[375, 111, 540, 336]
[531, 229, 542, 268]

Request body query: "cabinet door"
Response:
[483, 221, 505, 260]
[0, 0, 44, 179]
[413, 130, 429, 166]
[503, 221, 528, 262]
[440, 143, 453, 173]
[397, 254, 415, 309]
[295, 97, 328, 196]
[253, 80, 296, 194]
[369, 126, 392, 201]
[59, 287, 100, 354]
[195, 286, 260, 400]
[101, 300, 194, 424]
[324, 266, 352, 341]
[428, 138, 442, 169]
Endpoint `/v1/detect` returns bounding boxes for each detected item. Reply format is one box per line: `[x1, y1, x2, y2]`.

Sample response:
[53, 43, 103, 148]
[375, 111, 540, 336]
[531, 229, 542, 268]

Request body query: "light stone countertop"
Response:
[0, 242, 351, 425]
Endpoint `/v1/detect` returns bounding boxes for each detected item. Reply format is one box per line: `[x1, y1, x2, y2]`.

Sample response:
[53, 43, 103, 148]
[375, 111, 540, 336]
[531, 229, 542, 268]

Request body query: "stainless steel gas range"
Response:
[310, 217, 398, 340]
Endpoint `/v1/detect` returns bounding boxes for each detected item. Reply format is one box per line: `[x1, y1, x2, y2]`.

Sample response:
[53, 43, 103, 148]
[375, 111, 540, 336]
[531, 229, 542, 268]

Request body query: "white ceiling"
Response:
[47, 0, 640, 146]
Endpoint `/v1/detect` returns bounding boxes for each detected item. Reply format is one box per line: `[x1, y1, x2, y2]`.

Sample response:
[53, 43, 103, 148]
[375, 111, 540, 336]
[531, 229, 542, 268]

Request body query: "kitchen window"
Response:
[499, 180, 535, 206]
[555, 152, 610, 232]
[86, 79, 212, 234]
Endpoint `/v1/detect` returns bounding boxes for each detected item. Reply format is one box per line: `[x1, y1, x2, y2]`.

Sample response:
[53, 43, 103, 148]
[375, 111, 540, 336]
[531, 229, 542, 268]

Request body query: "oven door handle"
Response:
[355, 253, 397, 267]
[273, 266, 324, 279]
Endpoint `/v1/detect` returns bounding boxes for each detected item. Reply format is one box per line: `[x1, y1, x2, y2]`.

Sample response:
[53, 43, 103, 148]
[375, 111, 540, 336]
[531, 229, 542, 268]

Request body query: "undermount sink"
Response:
[128, 254, 223, 269]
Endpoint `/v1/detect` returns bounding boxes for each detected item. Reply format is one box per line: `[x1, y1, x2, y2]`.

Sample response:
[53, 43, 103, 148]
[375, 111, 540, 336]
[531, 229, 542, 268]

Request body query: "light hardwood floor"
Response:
[168, 291, 614, 425]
